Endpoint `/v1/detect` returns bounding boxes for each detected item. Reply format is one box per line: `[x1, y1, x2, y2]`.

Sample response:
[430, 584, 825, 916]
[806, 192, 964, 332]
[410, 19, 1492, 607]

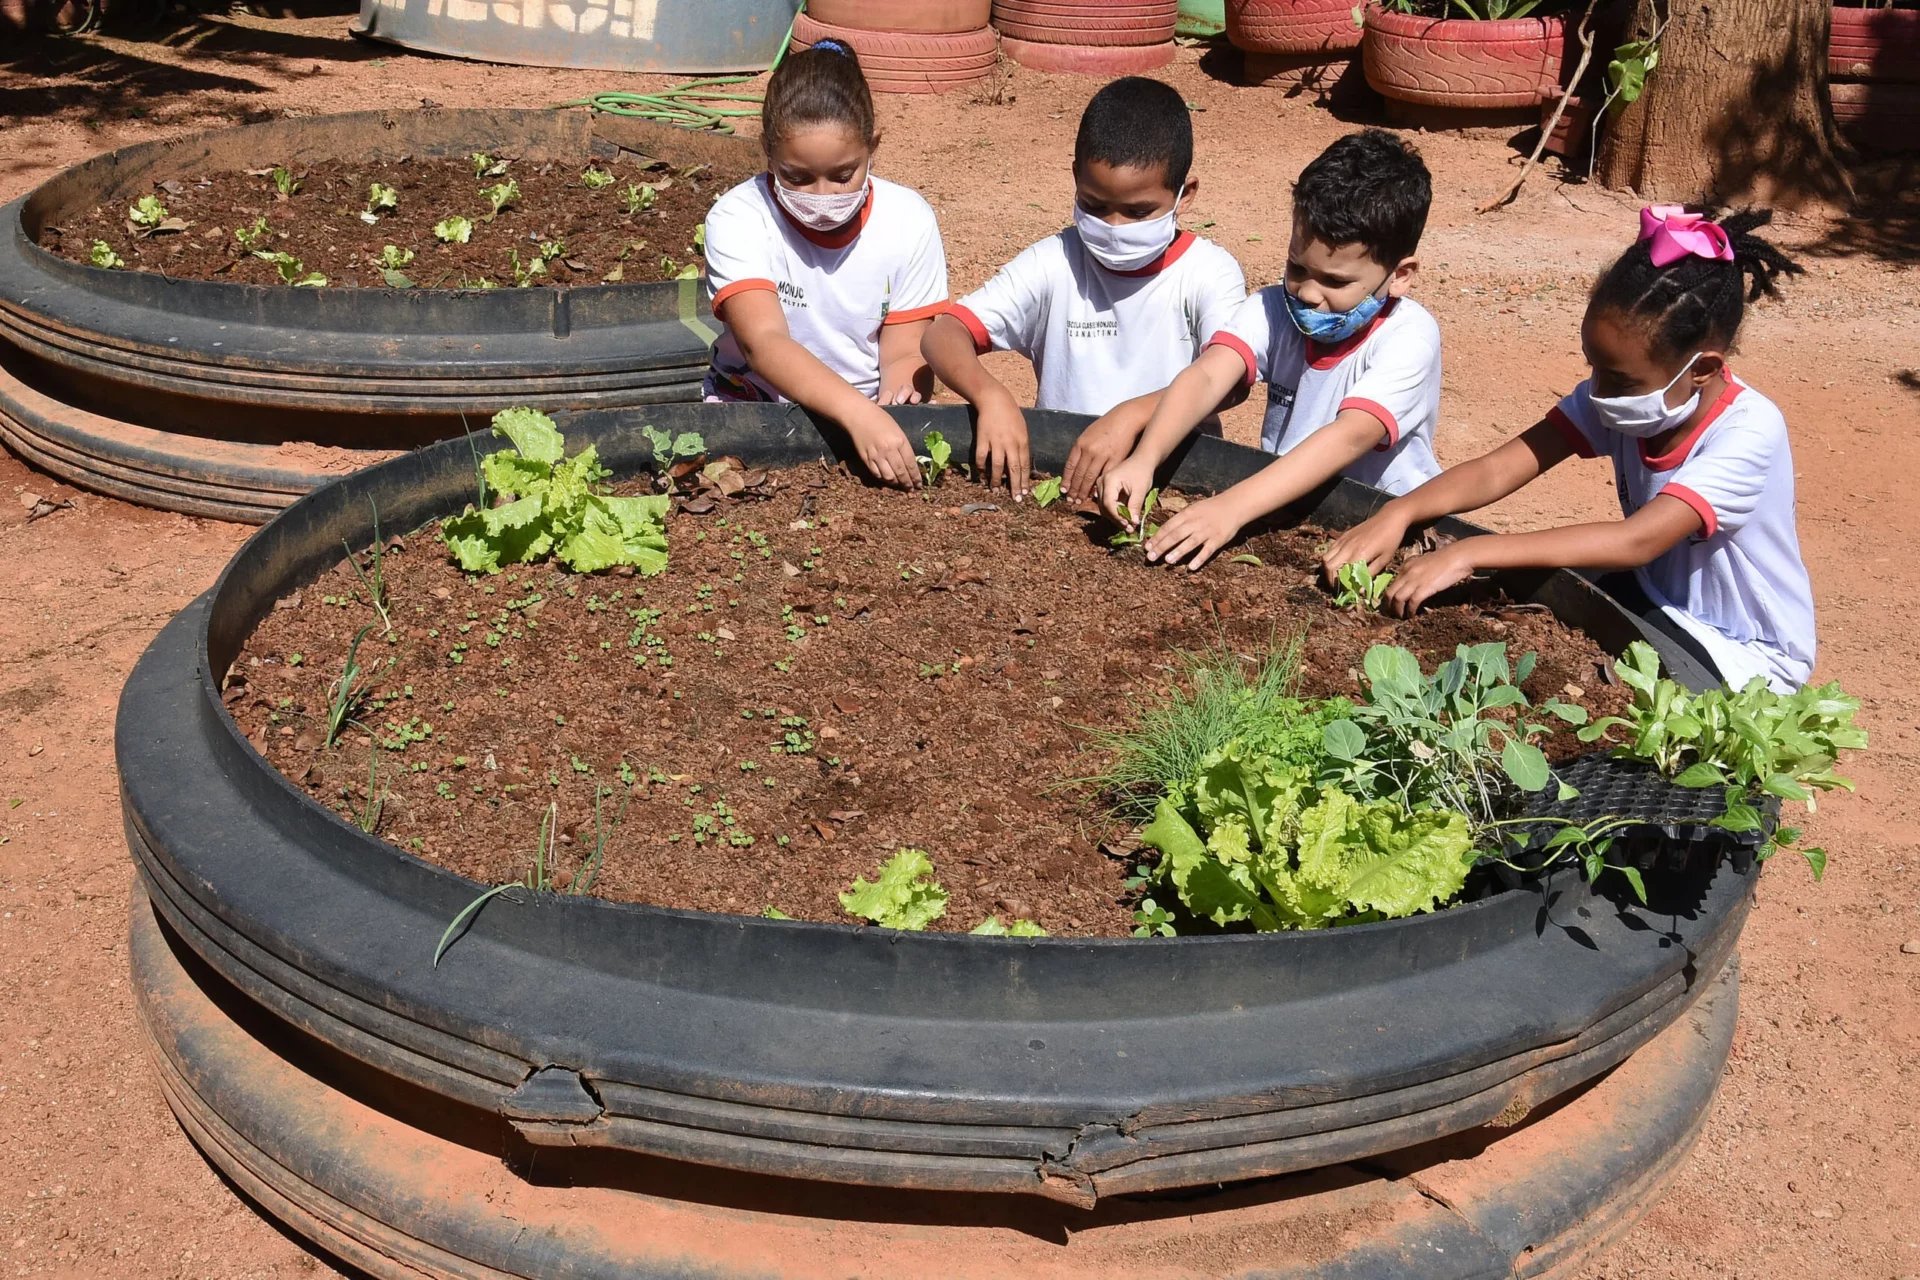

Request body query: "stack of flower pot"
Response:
[1360, 2, 1567, 125]
[990, 0, 1178, 74]
[1828, 2, 1920, 150]
[1225, 0, 1364, 89]
[790, 0, 998, 93]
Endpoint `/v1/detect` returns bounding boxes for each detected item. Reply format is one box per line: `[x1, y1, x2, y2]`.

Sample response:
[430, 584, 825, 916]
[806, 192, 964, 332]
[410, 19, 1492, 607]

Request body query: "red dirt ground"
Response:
[2, 12, 1917, 1277]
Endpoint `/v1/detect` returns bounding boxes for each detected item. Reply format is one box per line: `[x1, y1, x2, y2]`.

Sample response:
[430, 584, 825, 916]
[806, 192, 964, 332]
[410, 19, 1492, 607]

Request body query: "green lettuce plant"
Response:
[1030, 476, 1062, 508]
[89, 241, 124, 269]
[1332, 560, 1393, 612]
[840, 849, 947, 930]
[434, 216, 473, 244]
[918, 430, 952, 486]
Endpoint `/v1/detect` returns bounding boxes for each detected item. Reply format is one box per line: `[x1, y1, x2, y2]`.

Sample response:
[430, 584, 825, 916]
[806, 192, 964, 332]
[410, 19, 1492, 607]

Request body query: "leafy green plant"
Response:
[441, 408, 671, 576]
[480, 179, 519, 221]
[1030, 476, 1062, 508]
[127, 196, 168, 229]
[324, 625, 378, 748]
[1110, 488, 1162, 548]
[659, 254, 699, 281]
[972, 916, 1048, 937]
[1606, 34, 1661, 116]
[581, 166, 614, 189]
[252, 250, 327, 287]
[918, 430, 952, 486]
[377, 245, 414, 270]
[840, 849, 948, 930]
[362, 182, 398, 223]
[621, 183, 657, 216]
[88, 241, 124, 269]
[641, 424, 706, 490]
[270, 166, 301, 197]
[234, 216, 272, 251]
[434, 216, 474, 244]
[509, 247, 546, 287]
[341, 499, 394, 636]
[471, 151, 510, 178]
[1332, 561, 1393, 612]
[356, 739, 389, 834]
[1445, 0, 1544, 17]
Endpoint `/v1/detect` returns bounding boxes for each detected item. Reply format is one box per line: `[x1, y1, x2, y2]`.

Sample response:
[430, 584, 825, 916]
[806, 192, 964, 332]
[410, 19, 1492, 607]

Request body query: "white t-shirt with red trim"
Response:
[947, 229, 1247, 416]
[1549, 374, 1815, 691]
[702, 173, 950, 403]
[1205, 288, 1443, 495]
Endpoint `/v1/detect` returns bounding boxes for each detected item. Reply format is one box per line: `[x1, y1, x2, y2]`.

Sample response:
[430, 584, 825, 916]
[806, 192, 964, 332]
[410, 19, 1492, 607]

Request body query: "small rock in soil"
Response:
[1902, 940, 1920, 955]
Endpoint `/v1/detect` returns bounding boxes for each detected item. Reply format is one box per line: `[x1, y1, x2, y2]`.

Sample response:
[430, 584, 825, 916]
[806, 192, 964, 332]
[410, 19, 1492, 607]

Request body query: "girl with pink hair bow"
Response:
[1324, 208, 1820, 693]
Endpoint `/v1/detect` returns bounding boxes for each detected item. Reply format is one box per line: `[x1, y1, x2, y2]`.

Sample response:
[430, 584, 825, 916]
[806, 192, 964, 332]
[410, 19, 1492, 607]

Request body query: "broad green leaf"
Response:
[1672, 761, 1726, 788]
[1031, 476, 1063, 508]
[1799, 846, 1827, 881]
[670, 431, 705, 459]
[1321, 719, 1366, 762]
[1140, 796, 1206, 866]
[1180, 856, 1276, 929]
[1500, 740, 1550, 792]
[1362, 645, 1422, 700]
[491, 407, 565, 464]
[1760, 773, 1809, 802]
[1616, 865, 1648, 904]
[1514, 651, 1537, 684]
[839, 849, 948, 930]
[482, 450, 551, 500]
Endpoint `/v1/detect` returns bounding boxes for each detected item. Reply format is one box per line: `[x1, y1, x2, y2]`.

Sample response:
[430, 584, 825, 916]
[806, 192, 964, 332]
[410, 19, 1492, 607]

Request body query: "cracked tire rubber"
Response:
[1361, 9, 1565, 109]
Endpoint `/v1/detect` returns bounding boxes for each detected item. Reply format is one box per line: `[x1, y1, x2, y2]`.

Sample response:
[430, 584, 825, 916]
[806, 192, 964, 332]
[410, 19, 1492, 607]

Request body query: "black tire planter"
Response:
[132, 886, 1740, 1280]
[120, 405, 1748, 1208]
[0, 109, 742, 507]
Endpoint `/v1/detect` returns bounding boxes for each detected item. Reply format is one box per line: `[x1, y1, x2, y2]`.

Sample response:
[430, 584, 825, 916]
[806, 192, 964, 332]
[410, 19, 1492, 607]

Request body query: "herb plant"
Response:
[1110, 488, 1162, 548]
[641, 425, 706, 491]
[89, 241, 124, 269]
[1332, 561, 1393, 612]
[341, 499, 394, 636]
[440, 408, 671, 576]
[271, 166, 300, 197]
[1030, 476, 1062, 508]
[839, 849, 948, 930]
[323, 625, 377, 748]
[918, 431, 952, 486]
[434, 216, 474, 244]
[127, 196, 168, 229]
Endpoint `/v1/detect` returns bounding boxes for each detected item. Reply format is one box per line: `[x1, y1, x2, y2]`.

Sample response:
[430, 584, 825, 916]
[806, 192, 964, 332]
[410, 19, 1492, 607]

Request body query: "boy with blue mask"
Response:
[1101, 129, 1442, 570]
[921, 77, 1247, 499]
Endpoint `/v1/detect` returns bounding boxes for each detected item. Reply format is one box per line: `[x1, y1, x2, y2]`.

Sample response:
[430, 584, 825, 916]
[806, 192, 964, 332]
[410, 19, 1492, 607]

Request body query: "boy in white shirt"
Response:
[1101, 129, 1440, 570]
[921, 76, 1247, 498]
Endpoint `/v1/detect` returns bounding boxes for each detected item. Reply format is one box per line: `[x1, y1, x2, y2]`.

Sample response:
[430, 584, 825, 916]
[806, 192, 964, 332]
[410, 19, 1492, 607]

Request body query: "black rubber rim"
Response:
[119, 404, 1746, 1203]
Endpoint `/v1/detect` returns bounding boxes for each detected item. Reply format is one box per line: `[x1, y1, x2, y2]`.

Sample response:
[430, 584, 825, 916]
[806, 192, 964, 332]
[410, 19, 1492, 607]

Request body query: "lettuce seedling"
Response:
[252, 250, 327, 287]
[1332, 560, 1394, 611]
[377, 245, 414, 269]
[88, 241, 124, 269]
[839, 848, 948, 930]
[641, 424, 705, 491]
[361, 182, 398, 224]
[471, 151, 510, 178]
[271, 166, 300, 197]
[581, 166, 614, 189]
[1030, 476, 1062, 508]
[234, 216, 272, 251]
[127, 196, 168, 229]
[480, 179, 519, 221]
[508, 247, 546, 287]
[918, 430, 952, 486]
[621, 183, 657, 216]
[440, 407, 671, 576]
[1110, 487, 1161, 547]
[434, 216, 474, 244]
[971, 916, 1048, 937]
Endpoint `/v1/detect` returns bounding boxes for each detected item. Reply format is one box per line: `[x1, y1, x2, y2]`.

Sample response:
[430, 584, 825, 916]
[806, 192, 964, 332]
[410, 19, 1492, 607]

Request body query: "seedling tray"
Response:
[1510, 753, 1781, 873]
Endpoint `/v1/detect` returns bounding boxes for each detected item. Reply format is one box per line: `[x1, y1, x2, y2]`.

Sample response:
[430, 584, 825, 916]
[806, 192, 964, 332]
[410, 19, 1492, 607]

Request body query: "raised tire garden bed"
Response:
[1830, 4, 1920, 81]
[998, 34, 1179, 72]
[789, 13, 999, 92]
[1227, 0, 1362, 55]
[121, 404, 1749, 1211]
[805, 0, 992, 30]
[0, 109, 750, 511]
[993, 0, 1180, 44]
[132, 881, 1741, 1280]
[1361, 6, 1566, 112]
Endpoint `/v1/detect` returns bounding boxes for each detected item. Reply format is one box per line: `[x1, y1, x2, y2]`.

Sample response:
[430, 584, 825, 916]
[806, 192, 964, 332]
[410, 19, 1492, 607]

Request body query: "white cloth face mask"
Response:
[1588, 352, 1704, 439]
[1073, 204, 1178, 272]
[774, 175, 870, 232]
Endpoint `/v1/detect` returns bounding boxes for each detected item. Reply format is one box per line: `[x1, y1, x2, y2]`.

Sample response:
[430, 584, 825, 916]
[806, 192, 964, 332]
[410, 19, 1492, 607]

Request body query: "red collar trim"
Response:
[1306, 297, 1398, 369]
[1641, 371, 1742, 472]
[765, 173, 874, 249]
[1102, 230, 1196, 278]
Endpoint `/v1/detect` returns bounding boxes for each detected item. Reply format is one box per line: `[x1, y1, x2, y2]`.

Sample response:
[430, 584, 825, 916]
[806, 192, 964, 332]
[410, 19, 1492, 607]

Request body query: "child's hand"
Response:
[1381, 543, 1474, 617]
[1145, 495, 1244, 571]
[1100, 456, 1156, 528]
[974, 395, 1031, 497]
[848, 407, 922, 490]
[1321, 511, 1410, 587]
[1064, 413, 1143, 503]
[878, 358, 933, 406]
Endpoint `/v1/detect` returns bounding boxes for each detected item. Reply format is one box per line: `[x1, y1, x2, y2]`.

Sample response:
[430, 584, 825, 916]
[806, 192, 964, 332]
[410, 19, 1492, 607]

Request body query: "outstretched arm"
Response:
[922, 312, 1030, 495]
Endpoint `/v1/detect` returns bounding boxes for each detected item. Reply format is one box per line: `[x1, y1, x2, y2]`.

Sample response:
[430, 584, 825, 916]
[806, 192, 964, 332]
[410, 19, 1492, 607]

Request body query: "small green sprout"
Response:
[621, 183, 657, 216]
[253, 250, 327, 287]
[581, 166, 615, 189]
[233, 216, 272, 251]
[362, 182, 398, 223]
[1030, 476, 1062, 508]
[127, 196, 168, 229]
[271, 166, 301, 198]
[480, 179, 519, 221]
[471, 151, 510, 178]
[89, 241, 124, 269]
[434, 216, 474, 244]
[1333, 561, 1394, 612]
[918, 430, 952, 486]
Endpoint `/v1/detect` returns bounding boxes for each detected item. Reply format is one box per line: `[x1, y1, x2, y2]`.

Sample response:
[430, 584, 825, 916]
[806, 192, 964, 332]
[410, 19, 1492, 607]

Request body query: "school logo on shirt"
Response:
[1066, 319, 1119, 340]
[778, 280, 807, 309]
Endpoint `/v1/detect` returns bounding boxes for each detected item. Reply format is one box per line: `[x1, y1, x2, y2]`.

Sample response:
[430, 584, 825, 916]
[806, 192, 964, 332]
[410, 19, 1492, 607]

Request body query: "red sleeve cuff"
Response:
[947, 303, 993, 353]
[1339, 396, 1400, 452]
[1660, 483, 1718, 539]
[1546, 406, 1597, 459]
[1204, 331, 1258, 387]
[883, 299, 950, 326]
[711, 278, 776, 313]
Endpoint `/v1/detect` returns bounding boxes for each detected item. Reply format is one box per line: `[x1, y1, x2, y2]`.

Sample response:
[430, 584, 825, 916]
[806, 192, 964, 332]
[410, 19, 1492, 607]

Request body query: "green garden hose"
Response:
[550, 5, 802, 133]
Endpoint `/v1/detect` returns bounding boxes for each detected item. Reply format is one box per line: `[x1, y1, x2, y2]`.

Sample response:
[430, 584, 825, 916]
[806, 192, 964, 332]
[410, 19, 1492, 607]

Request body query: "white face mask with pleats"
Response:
[1073, 204, 1178, 272]
[1588, 353, 1703, 438]
[773, 176, 870, 232]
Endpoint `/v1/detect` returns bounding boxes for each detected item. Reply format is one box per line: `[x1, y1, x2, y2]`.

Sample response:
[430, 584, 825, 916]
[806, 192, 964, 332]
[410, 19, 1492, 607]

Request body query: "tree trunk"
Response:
[1596, 0, 1851, 208]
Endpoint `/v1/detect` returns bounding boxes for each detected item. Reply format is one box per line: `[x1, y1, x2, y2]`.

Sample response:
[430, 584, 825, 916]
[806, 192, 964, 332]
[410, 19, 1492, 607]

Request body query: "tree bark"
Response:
[1596, 0, 1851, 208]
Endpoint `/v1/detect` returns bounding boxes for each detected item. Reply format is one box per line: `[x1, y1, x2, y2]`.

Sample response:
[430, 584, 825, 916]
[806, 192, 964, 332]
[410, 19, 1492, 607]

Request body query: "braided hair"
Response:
[1588, 209, 1804, 358]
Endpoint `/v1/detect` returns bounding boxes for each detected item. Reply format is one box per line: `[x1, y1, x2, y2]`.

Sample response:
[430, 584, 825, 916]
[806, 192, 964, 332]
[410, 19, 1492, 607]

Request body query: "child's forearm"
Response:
[1458, 499, 1701, 574]
[1381, 426, 1562, 529]
[740, 330, 884, 425]
[921, 314, 1016, 409]
[1129, 349, 1243, 468]
[1214, 411, 1382, 524]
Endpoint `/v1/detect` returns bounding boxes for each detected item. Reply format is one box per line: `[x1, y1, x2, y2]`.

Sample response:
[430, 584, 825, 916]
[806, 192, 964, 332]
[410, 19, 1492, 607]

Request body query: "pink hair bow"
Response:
[1638, 205, 1735, 268]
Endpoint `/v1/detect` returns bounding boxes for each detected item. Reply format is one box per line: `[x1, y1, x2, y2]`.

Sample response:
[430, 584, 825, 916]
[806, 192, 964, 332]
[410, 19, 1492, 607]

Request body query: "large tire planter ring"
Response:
[1226, 0, 1361, 55]
[1830, 6, 1920, 81]
[121, 402, 1743, 1208]
[804, 0, 992, 32]
[999, 35, 1178, 71]
[788, 14, 997, 91]
[133, 885, 1740, 1280]
[1828, 82, 1920, 147]
[1362, 7, 1565, 108]
[0, 109, 738, 461]
[993, 0, 1178, 45]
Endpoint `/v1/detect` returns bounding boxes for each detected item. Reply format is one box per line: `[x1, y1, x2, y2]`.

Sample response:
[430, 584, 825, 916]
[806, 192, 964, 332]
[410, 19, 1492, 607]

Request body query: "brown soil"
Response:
[38, 151, 745, 289]
[228, 466, 1621, 937]
[3, 13, 1917, 1277]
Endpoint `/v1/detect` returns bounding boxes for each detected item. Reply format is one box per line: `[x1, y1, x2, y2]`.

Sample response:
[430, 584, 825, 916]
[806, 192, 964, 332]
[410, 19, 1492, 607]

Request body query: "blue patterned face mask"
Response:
[1284, 277, 1390, 343]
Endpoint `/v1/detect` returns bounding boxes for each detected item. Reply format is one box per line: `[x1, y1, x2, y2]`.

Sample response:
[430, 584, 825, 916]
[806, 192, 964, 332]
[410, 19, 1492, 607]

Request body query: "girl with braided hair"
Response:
[1323, 207, 1815, 691]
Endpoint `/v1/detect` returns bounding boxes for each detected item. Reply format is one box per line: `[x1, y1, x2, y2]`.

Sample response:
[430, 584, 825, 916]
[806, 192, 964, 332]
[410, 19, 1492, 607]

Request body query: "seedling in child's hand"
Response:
[361, 182, 398, 224]
[89, 241, 124, 269]
[1110, 488, 1162, 548]
[480, 179, 519, 221]
[1030, 476, 1062, 508]
[271, 166, 301, 198]
[1332, 560, 1394, 612]
[580, 166, 614, 189]
[917, 431, 952, 486]
[434, 216, 474, 244]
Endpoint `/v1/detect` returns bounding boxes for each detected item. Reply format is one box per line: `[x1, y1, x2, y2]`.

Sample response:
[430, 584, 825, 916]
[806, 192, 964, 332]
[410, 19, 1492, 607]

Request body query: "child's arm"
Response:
[1097, 344, 1247, 523]
[1143, 408, 1387, 569]
[721, 290, 920, 489]
[921, 312, 1030, 495]
[878, 318, 937, 407]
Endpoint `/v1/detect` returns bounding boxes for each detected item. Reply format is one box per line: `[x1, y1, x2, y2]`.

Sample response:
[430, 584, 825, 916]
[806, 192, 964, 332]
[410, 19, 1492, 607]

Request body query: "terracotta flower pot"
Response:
[1829, 5, 1920, 83]
[1362, 5, 1565, 109]
[1226, 0, 1363, 55]
[804, 0, 994, 34]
